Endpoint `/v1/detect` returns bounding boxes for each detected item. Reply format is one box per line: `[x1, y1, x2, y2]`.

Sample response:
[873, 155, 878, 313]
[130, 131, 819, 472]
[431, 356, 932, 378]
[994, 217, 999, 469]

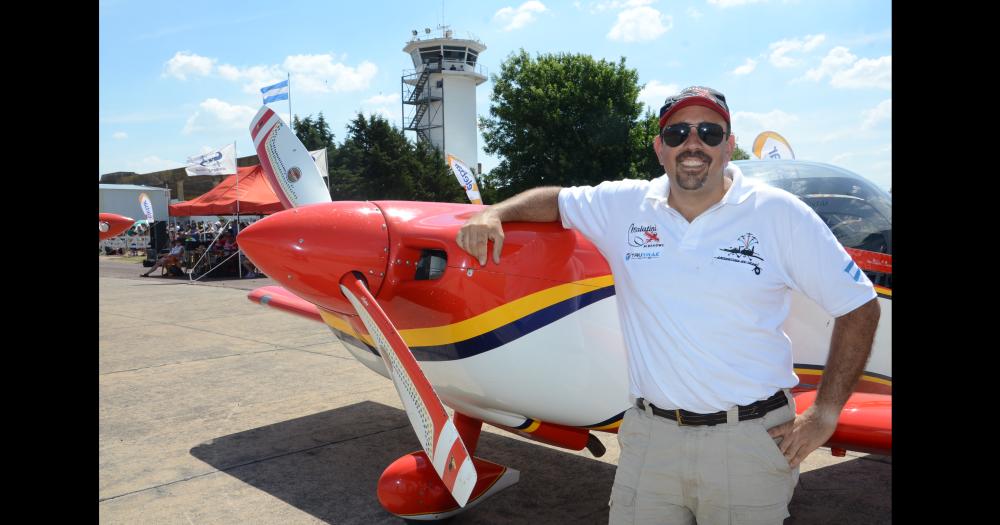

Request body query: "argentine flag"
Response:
[261, 79, 289, 104]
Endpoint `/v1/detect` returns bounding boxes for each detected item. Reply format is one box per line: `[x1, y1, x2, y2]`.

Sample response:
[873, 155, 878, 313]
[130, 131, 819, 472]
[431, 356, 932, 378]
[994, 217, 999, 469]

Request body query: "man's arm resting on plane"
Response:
[456, 186, 562, 266]
[768, 297, 881, 467]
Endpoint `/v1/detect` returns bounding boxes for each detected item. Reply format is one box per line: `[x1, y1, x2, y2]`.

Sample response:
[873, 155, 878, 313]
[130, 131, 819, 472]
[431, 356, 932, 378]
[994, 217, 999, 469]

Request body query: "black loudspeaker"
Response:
[151, 221, 169, 254]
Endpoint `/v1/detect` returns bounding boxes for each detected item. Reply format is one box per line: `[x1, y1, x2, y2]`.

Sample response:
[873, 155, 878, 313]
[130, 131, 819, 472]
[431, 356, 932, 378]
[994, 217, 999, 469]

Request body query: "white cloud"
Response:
[113, 131, 128, 140]
[364, 93, 400, 106]
[803, 46, 857, 81]
[607, 6, 672, 42]
[163, 51, 215, 80]
[731, 109, 799, 137]
[687, 7, 703, 19]
[585, 0, 653, 13]
[708, 0, 769, 6]
[362, 93, 401, 120]
[732, 58, 757, 76]
[802, 48, 891, 90]
[639, 80, 680, 112]
[861, 99, 892, 129]
[129, 155, 182, 173]
[165, 51, 378, 96]
[182, 98, 257, 135]
[494, 1, 548, 31]
[832, 55, 891, 90]
[768, 34, 826, 68]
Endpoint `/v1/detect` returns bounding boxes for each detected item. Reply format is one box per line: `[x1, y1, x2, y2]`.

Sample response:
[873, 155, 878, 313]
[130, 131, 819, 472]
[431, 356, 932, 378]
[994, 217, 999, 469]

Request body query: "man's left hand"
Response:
[766, 405, 840, 468]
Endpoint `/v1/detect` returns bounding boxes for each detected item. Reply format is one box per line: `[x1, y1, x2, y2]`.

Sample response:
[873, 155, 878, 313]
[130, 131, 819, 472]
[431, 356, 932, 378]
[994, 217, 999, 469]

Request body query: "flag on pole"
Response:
[261, 79, 290, 104]
[309, 148, 329, 180]
[139, 193, 155, 223]
[447, 154, 483, 204]
[185, 143, 237, 176]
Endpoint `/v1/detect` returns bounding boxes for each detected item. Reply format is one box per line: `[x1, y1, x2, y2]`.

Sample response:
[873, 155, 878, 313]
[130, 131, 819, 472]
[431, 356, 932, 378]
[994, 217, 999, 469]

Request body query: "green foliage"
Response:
[480, 50, 644, 200]
[292, 113, 335, 151]
[732, 144, 751, 160]
[328, 113, 465, 203]
[630, 111, 663, 180]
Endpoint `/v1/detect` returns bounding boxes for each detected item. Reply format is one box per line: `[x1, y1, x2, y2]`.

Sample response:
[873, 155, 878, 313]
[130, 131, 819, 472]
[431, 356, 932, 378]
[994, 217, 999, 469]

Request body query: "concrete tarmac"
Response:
[99, 257, 890, 524]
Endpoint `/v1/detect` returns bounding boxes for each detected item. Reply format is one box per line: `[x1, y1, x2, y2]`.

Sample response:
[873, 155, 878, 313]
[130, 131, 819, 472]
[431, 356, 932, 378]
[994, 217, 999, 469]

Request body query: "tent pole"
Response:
[234, 140, 242, 279]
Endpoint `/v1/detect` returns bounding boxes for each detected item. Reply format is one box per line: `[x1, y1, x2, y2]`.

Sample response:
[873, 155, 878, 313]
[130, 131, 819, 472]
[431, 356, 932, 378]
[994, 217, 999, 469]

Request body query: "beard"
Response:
[672, 152, 714, 190]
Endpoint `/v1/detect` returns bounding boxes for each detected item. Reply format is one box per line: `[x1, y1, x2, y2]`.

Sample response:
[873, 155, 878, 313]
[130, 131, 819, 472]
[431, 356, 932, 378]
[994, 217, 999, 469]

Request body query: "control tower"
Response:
[402, 27, 487, 174]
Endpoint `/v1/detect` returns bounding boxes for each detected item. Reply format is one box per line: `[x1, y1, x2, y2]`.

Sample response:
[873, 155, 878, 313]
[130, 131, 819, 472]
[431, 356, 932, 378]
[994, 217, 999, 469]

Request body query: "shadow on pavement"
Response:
[191, 402, 889, 525]
[190, 401, 616, 524]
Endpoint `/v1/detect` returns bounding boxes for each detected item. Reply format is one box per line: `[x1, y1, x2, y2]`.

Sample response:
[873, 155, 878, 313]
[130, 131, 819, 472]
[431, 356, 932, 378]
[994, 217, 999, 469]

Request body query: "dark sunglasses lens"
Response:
[698, 123, 725, 146]
[662, 125, 689, 147]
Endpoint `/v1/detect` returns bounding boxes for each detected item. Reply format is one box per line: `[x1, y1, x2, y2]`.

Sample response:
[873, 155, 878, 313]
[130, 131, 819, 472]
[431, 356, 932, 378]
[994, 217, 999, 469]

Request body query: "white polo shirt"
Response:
[558, 164, 876, 413]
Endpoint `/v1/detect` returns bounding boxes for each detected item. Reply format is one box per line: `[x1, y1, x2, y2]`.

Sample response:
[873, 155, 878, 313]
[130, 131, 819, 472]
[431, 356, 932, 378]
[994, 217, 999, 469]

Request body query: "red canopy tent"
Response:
[169, 165, 285, 216]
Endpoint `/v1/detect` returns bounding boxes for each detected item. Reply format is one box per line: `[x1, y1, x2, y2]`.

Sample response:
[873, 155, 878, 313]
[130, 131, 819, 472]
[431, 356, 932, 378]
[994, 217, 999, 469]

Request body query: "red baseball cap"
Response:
[658, 86, 731, 130]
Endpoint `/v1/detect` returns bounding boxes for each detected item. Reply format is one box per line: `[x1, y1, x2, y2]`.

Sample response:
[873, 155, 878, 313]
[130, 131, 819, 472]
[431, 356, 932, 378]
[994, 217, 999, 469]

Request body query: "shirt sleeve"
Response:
[780, 197, 878, 317]
[558, 180, 625, 243]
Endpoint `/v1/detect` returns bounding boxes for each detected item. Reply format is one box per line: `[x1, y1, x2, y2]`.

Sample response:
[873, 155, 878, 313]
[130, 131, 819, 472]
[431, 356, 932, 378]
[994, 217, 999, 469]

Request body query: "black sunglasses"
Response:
[660, 122, 727, 147]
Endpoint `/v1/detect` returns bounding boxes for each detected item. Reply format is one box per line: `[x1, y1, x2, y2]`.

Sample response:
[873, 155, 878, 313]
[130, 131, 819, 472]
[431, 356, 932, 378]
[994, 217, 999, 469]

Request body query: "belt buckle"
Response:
[675, 409, 685, 426]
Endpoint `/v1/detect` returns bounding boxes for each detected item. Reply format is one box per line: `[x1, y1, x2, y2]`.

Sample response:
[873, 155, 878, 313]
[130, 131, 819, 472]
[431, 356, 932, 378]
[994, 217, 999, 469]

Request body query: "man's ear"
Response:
[726, 133, 736, 161]
[652, 133, 663, 158]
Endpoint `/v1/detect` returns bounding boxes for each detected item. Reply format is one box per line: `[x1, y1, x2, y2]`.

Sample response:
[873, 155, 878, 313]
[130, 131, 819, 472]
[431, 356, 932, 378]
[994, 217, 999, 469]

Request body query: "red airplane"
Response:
[240, 108, 891, 521]
[99, 213, 135, 241]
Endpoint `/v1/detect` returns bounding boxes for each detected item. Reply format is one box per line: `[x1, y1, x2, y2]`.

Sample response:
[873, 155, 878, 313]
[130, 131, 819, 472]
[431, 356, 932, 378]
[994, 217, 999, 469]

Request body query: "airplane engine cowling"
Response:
[237, 202, 389, 314]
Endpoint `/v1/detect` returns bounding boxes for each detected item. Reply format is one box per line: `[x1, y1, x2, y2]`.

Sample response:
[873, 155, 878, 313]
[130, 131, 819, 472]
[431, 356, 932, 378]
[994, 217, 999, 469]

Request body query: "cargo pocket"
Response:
[730, 501, 790, 524]
[608, 483, 636, 524]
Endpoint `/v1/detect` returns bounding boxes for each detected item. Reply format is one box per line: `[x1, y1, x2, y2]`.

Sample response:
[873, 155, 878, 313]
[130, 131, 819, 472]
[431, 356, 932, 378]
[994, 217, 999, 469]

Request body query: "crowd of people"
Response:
[145, 219, 262, 278]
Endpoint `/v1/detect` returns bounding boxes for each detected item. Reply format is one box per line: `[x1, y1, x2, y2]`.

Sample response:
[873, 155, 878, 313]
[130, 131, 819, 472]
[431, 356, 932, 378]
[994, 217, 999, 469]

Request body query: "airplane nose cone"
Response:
[238, 202, 389, 314]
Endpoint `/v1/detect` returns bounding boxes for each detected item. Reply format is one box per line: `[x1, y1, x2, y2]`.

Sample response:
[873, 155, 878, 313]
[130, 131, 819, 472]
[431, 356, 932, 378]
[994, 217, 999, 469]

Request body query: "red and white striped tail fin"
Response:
[338, 272, 478, 507]
[249, 106, 332, 209]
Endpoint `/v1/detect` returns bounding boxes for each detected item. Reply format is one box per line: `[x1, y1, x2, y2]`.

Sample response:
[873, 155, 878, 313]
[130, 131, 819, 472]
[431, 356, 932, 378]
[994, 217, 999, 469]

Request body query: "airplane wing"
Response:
[340, 272, 478, 507]
[248, 285, 324, 323]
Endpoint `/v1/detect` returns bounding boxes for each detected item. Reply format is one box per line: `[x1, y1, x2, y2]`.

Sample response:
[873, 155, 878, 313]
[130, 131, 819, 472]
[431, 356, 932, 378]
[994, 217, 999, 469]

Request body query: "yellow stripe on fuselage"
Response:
[315, 275, 615, 349]
[397, 275, 615, 347]
[874, 286, 891, 297]
[589, 420, 623, 431]
[319, 310, 375, 347]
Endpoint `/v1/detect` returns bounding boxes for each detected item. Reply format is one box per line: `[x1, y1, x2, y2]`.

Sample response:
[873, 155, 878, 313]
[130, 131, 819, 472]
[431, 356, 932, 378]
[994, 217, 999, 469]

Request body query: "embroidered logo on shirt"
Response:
[715, 233, 764, 275]
[627, 223, 664, 248]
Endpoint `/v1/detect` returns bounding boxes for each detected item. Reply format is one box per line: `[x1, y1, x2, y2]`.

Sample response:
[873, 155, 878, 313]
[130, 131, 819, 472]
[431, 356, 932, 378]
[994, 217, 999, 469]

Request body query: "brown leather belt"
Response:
[635, 390, 788, 426]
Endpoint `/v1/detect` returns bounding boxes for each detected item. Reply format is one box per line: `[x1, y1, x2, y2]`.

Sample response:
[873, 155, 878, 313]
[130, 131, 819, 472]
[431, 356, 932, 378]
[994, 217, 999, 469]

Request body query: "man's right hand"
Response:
[456, 208, 505, 267]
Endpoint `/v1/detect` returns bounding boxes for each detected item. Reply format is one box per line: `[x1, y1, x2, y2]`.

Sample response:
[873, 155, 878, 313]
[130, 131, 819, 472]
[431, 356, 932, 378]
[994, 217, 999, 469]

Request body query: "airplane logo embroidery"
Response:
[627, 223, 664, 248]
[715, 233, 764, 275]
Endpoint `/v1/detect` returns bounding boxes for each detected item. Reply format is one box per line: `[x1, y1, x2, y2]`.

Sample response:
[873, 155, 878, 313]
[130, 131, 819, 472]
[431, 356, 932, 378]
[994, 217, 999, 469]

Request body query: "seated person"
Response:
[141, 240, 185, 277]
[222, 233, 238, 253]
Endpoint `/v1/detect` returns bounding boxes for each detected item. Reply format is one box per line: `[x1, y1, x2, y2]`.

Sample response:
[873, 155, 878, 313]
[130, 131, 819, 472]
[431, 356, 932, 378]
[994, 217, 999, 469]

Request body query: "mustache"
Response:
[677, 152, 712, 163]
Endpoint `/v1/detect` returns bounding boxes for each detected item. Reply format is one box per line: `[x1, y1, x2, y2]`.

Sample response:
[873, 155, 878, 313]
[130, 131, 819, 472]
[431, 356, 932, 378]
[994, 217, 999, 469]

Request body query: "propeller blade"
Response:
[339, 272, 478, 507]
[249, 106, 332, 209]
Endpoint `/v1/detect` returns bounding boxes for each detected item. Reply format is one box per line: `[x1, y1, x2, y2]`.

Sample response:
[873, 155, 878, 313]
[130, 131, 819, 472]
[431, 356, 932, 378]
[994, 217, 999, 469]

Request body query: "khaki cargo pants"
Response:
[609, 390, 799, 525]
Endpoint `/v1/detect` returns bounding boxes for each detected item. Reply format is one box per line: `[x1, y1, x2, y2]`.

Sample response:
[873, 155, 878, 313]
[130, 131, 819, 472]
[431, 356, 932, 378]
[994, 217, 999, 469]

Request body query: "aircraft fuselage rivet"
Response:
[466, 269, 474, 277]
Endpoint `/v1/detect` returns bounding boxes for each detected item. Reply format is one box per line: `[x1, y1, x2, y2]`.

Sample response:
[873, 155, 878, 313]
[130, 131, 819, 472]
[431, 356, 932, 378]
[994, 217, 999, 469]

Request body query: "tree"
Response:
[292, 113, 335, 151]
[732, 144, 751, 160]
[480, 50, 643, 200]
[328, 113, 465, 203]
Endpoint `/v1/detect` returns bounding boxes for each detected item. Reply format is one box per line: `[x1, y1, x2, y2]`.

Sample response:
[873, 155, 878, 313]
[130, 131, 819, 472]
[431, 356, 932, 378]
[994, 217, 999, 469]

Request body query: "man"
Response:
[141, 239, 185, 277]
[456, 86, 880, 524]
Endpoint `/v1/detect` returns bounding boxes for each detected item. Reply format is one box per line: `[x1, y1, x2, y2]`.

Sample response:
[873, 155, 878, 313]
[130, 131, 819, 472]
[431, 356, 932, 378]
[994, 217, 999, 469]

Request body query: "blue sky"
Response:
[99, 0, 891, 191]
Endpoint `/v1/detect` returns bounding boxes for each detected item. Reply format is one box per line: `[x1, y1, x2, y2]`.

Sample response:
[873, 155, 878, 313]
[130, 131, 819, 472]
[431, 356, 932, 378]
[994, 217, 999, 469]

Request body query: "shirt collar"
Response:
[643, 163, 754, 206]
